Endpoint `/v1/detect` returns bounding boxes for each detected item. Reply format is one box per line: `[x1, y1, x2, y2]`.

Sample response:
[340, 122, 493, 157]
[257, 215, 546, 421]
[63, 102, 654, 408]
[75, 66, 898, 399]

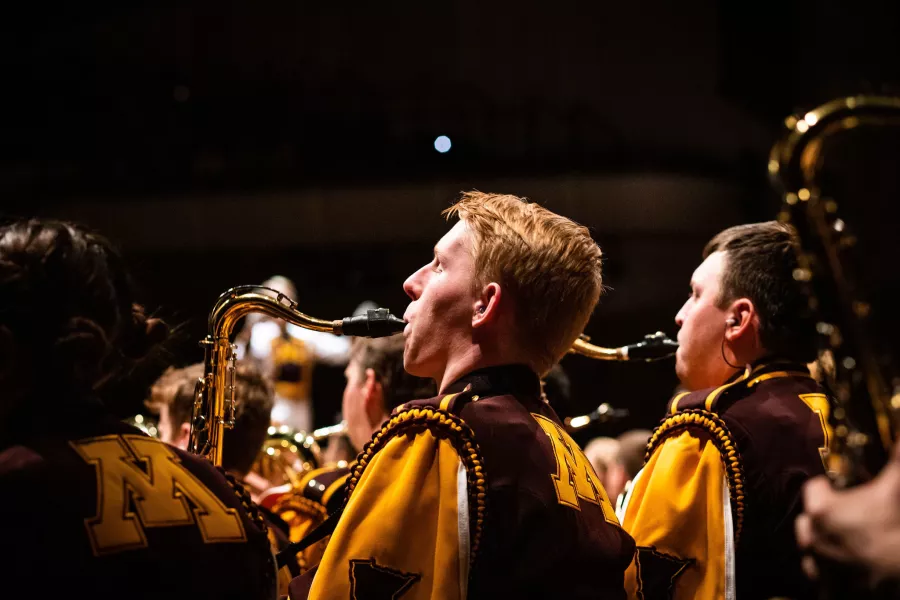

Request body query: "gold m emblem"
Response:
[72, 434, 246, 555]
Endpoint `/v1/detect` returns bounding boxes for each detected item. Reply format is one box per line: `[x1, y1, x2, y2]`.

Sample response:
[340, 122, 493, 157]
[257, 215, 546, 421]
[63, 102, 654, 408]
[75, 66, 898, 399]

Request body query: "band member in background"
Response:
[235, 275, 353, 432]
[584, 436, 621, 496]
[149, 361, 276, 501]
[0, 219, 276, 599]
[293, 192, 634, 600]
[342, 334, 436, 455]
[611, 429, 652, 501]
[619, 222, 827, 600]
[149, 360, 300, 591]
[261, 334, 436, 573]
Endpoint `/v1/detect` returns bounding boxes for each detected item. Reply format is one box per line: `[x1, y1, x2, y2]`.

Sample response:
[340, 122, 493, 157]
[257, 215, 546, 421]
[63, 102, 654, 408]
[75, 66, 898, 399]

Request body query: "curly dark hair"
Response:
[0, 218, 171, 411]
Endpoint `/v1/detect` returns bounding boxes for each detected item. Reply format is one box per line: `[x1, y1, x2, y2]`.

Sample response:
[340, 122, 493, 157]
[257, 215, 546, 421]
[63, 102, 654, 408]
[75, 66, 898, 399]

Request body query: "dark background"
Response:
[1, 0, 897, 439]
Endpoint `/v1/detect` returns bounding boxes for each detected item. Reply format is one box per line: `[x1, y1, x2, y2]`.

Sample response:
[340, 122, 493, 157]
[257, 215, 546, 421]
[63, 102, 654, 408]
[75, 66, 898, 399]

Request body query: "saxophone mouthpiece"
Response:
[340, 308, 406, 338]
[623, 331, 678, 362]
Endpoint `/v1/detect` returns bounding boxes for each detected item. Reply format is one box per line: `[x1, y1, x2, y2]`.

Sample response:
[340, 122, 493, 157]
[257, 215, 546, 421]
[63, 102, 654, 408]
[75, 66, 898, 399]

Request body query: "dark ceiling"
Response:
[2, 0, 896, 201]
[0, 0, 897, 431]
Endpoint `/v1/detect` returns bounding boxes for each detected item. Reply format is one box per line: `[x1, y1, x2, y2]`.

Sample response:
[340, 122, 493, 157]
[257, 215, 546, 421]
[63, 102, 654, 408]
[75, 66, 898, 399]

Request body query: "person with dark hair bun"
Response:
[0, 219, 277, 599]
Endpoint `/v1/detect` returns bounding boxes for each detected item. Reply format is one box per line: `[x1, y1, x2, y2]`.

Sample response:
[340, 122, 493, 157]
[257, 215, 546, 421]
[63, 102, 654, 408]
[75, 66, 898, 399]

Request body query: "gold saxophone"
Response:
[188, 286, 406, 466]
[564, 331, 677, 430]
[769, 95, 900, 486]
[569, 331, 677, 361]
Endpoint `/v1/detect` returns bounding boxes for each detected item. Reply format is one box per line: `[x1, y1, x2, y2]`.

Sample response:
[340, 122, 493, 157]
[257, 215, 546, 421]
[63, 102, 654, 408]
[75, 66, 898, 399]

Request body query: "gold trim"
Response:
[296, 466, 335, 490]
[346, 406, 488, 562]
[321, 473, 351, 508]
[669, 392, 690, 415]
[746, 371, 812, 388]
[439, 393, 461, 411]
[272, 493, 329, 523]
[704, 365, 754, 411]
[703, 362, 785, 411]
[646, 409, 747, 540]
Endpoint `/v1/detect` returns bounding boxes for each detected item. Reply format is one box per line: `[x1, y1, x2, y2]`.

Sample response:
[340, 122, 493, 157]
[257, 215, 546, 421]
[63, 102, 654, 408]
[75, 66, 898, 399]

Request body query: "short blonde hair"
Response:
[443, 191, 603, 374]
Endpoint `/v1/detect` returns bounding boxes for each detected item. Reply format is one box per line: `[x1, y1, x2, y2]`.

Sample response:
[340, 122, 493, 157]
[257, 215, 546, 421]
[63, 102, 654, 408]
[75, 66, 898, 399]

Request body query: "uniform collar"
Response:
[725, 357, 811, 385]
[443, 364, 543, 399]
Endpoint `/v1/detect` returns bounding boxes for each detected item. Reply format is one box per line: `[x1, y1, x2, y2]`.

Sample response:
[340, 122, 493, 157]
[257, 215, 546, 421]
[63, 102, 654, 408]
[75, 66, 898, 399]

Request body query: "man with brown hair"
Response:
[342, 334, 436, 453]
[296, 192, 633, 600]
[150, 361, 275, 493]
[149, 361, 302, 591]
[619, 221, 828, 600]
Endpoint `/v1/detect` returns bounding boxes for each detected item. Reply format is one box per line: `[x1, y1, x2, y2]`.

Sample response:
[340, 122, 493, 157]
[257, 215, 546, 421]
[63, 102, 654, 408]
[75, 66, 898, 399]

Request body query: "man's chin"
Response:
[402, 352, 424, 377]
[403, 353, 437, 382]
[674, 361, 696, 392]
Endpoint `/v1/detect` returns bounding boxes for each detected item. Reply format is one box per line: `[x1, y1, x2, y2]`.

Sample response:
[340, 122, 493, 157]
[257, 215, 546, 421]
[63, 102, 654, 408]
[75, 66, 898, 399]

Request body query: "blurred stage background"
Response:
[1, 0, 897, 441]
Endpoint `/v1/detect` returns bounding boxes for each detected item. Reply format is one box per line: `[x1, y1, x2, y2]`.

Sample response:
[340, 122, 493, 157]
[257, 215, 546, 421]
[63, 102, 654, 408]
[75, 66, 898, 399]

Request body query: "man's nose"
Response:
[674, 303, 687, 328]
[403, 266, 426, 301]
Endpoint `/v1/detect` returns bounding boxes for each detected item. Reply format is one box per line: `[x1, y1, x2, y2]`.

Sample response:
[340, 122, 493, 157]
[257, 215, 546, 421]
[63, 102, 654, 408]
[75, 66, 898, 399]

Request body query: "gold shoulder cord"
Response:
[271, 493, 329, 524]
[645, 409, 747, 540]
[345, 405, 488, 562]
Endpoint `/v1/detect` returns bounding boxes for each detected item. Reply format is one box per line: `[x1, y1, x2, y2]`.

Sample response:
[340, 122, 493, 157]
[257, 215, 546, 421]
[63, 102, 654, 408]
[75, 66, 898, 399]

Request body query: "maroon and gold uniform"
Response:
[269, 465, 350, 573]
[0, 400, 277, 600]
[620, 361, 829, 600]
[296, 364, 634, 600]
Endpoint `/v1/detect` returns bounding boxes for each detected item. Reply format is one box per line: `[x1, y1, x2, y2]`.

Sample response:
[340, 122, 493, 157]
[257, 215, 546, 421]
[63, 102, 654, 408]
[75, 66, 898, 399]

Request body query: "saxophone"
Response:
[569, 331, 677, 362]
[769, 95, 900, 487]
[188, 286, 405, 466]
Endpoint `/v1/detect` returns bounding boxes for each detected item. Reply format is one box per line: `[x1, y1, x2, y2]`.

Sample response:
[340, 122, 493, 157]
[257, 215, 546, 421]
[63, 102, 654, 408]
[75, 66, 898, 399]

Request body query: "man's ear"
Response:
[176, 422, 192, 451]
[724, 298, 757, 342]
[362, 368, 385, 417]
[473, 282, 502, 329]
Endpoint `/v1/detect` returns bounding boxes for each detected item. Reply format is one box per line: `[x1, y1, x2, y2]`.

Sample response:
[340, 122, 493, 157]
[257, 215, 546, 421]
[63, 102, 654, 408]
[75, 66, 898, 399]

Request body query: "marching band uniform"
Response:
[619, 360, 828, 600]
[293, 364, 634, 599]
[0, 398, 277, 599]
[267, 464, 351, 574]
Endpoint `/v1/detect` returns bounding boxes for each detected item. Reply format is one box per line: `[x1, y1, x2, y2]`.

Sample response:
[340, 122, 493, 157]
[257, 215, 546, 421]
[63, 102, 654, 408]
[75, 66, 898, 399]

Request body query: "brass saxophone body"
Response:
[189, 286, 405, 466]
[770, 95, 900, 485]
[569, 331, 678, 362]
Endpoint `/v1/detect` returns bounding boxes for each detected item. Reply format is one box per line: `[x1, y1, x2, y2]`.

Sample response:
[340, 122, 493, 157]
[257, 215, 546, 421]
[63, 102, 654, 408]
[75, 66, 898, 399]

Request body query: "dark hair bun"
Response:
[0, 218, 174, 406]
[122, 303, 171, 360]
[53, 316, 110, 391]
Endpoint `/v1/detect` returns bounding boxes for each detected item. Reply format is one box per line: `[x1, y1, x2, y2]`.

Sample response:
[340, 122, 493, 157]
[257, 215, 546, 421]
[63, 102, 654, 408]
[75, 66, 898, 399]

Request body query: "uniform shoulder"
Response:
[392, 390, 478, 416]
[665, 388, 713, 413]
[667, 364, 819, 418]
[716, 371, 824, 439]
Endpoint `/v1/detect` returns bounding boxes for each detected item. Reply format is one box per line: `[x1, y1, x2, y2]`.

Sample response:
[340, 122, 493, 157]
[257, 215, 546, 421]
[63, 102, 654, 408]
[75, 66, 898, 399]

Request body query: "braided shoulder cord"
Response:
[272, 493, 329, 524]
[222, 469, 270, 533]
[346, 407, 488, 562]
[645, 408, 747, 540]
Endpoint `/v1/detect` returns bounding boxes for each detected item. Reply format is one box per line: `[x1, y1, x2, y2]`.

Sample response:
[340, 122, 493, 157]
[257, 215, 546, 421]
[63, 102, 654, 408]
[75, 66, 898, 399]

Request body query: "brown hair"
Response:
[150, 361, 274, 476]
[616, 429, 652, 481]
[703, 221, 817, 363]
[443, 191, 604, 375]
[348, 334, 436, 410]
[0, 218, 170, 410]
